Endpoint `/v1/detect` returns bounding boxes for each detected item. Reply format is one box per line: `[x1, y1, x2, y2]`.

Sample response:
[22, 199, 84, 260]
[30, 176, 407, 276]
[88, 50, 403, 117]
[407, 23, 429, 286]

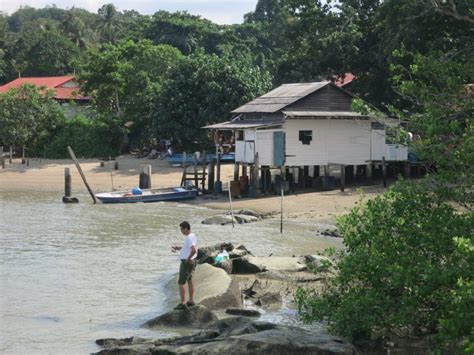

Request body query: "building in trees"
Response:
[205, 81, 408, 195]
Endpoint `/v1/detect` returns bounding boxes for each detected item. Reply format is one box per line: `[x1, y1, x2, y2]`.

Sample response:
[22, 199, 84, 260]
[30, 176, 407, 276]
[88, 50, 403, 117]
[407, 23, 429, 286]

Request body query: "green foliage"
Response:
[154, 52, 273, 148]
[0, 84, 64, 148]
[43, 114, 121, 158]
[78, 40, 183, 145]
[295, 180, 473, 350]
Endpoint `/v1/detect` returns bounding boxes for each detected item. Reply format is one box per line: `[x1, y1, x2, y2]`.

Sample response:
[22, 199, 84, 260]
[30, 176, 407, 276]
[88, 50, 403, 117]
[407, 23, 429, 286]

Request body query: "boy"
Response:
[171, 221, 198, 310]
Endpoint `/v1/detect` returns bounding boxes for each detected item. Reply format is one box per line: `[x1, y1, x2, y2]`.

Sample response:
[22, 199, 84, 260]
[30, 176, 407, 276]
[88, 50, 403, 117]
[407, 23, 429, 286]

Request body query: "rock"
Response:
[202, 215, 237, 225]
[144, 305, 218, 328]
[315, 224, 342, 238]
[215, 259, 233, 274]
[233, 214, 259, 223]
[233, 209, 262, 219]
[232, 256, 308, 274]
[95, 317, 357, 355]
[255, 292, 282, 308]
[197, 242, 252, 265]
[62, 196, 79, 203]
[225, 308, 261, 317]
[162, 263, 241, 310]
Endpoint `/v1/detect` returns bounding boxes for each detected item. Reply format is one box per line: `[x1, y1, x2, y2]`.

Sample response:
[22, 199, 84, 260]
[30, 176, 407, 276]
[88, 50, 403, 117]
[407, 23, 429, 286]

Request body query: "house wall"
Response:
[285, 85, 353, 112]
[284, 119, 372, 166]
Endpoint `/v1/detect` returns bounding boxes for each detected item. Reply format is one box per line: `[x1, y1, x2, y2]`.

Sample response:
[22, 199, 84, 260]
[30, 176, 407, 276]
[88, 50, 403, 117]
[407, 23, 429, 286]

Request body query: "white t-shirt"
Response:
[179, 233, 198, 260]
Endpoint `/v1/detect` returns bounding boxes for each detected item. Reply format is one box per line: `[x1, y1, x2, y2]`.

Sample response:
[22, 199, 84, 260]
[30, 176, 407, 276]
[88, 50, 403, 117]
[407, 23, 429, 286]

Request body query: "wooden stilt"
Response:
[139, 165, 152, 189]
[207, 162, 214, 192]
[234, 162, 239, 182]
[214, 153, 222, 194]
[9, 145, 12, 164]
[340, 165, 345, 192]
[382, 157, 387, 188]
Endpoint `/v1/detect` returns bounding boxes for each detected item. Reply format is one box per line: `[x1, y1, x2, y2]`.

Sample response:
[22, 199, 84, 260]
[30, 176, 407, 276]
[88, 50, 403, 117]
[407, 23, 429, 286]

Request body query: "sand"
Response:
[0, 156, 384, 221]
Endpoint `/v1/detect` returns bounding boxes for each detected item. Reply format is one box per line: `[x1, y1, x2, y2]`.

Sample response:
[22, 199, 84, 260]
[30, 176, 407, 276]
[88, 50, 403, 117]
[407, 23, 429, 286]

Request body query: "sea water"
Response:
[0, 190, 342, 354]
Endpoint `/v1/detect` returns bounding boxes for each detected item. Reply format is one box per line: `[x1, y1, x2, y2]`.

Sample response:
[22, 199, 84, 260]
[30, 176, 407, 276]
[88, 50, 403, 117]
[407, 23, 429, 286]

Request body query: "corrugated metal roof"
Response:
[232, 82, 330, 113]
[283, 111, 369, 118]
[203, 120, 284, 130]
[0, 76, 91, 100]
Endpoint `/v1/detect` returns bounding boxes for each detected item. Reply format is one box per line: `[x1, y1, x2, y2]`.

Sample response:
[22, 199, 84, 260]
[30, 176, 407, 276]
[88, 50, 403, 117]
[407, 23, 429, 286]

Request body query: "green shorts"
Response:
[178, 259, 196, 285]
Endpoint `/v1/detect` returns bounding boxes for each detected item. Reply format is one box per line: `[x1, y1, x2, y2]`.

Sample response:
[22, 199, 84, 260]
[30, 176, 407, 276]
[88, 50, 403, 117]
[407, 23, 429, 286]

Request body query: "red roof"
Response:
[0, 76, 91, 101]
[334, 73, 355, 87]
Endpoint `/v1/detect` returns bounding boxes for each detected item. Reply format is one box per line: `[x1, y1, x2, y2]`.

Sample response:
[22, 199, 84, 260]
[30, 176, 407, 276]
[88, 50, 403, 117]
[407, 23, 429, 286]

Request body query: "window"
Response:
[299, 130, 312, 145]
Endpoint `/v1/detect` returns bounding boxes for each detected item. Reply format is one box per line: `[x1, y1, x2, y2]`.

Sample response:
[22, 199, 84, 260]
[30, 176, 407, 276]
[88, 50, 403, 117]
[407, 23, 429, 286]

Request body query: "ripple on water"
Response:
[0, 190, 341, 354]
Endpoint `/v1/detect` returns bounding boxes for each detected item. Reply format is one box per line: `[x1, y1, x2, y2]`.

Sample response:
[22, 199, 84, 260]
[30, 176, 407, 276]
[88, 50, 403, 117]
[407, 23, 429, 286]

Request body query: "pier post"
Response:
[214, 153, 222, 194]
[207, 162, 215, 193]
[139, 165, 152, 189]
[234, 162, 240, 182]
[9, 145, 12, 164]
[114, 162, 119, 170]
[100, 161, 105, 168]
[340, 165, 345, 192]
[62, 167, 79, 203]
[382, 157, 387, 188]
[2, 158, 5, 169]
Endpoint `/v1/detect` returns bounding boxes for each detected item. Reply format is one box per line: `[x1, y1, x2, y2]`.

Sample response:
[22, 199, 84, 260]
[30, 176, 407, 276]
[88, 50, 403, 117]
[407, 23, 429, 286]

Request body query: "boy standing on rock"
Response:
[171, 221, 198, 310]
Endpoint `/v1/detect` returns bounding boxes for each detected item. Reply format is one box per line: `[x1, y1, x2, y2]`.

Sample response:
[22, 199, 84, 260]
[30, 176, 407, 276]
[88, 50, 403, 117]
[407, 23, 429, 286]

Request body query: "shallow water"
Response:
[0, 190, 341, 354]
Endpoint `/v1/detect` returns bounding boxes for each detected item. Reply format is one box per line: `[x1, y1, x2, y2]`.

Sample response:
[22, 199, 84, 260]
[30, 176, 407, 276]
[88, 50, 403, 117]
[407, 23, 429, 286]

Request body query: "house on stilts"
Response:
[204, 81, 412, 196]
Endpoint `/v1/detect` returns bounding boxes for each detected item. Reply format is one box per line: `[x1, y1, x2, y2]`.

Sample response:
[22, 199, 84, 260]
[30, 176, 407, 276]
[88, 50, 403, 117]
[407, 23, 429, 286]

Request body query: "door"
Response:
[273, 131, 285, 167]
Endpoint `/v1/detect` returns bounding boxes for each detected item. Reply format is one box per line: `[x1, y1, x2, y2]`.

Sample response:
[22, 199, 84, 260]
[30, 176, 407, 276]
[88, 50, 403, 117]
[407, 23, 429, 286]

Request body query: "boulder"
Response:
[162, 263, 241, 310]
[255, 292, 282, 308]
[215, 259, 233, 274]
[95, 317, 357, 355]
[225, 308, 261, 317]
[233, 209, 262, 219]
[315, 224, 342, 238]
[202, 215, 237, 225]
[233, 214, 259, 224]
[197, 242, 252, 265]
[144, 305, 218, 328]
[232, 256, 308, 274]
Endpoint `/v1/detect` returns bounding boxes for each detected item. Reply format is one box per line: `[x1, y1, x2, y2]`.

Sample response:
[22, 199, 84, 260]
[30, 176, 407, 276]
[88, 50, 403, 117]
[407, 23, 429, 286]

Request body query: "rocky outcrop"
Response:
[95, 317, 357, 355]
[201, 209, 267, 225]
[225, 307, 261, 317]
[162, 263, 241, 310]
[197, 242, 252, 265]
[315, 223, 342, 238]
[232, 256, 308, 274]
[144, 305, 218, 328]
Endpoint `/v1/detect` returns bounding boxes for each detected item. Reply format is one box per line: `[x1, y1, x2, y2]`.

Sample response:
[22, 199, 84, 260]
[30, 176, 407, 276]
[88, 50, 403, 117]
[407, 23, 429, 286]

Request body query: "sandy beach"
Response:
[0, 156, 385, 221]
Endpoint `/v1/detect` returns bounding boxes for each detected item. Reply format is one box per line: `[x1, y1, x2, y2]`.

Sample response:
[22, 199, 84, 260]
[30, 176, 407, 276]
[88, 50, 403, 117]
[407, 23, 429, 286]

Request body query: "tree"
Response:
[295, 181, 473, 350]
[97, 3, 122, 43]
[0, 84, 64, 150]
[154, 53, 273, 148]
[78, 40, 183, 147]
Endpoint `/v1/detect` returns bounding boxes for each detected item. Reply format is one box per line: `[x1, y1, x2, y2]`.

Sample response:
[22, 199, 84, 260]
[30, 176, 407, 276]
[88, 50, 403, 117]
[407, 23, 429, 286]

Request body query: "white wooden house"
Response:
[206, 81, 406, 167]
[205, 81, 408, 193]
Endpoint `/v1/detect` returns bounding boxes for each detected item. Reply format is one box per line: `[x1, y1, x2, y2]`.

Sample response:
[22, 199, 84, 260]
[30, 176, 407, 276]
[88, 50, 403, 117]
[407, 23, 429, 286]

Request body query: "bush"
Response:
[42, 115, 122, 158]
[295, 180, 473, 351]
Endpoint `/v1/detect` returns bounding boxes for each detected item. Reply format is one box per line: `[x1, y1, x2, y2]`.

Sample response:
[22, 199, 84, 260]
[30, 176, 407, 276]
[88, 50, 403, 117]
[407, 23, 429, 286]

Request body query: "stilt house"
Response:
[204, 81, 408, 193]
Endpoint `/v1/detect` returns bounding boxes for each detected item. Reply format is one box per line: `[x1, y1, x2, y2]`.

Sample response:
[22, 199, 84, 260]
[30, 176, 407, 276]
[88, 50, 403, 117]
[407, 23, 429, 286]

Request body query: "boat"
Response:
[95, 187, 197, 204]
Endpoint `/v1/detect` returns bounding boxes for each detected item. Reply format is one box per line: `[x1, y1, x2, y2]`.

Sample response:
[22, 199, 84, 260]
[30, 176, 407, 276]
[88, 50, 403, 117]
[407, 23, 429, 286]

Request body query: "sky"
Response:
[0, 0, 259, 24]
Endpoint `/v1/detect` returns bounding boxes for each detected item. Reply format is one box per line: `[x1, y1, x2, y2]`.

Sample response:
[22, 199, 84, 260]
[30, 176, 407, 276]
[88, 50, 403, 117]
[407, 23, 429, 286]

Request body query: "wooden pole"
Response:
[65, 167, 72, 197]
[182, 151, 186, 168]
[280, 187, 284, 234]
[1, 158, 5, 169]
[114, 161, 119, 170]
[193, 154, 198, 190]
[67, 146, 97, 203]
[340, 164, 345, 192]
[9, 145, 12, 164]
[139, 165, 152, 189]
[228, 180, 235, 228]
[234, 162, 240, 182]
[207, 162, 214, 192]
[382, 156, 387, 188]
[109, 156, 114, 191]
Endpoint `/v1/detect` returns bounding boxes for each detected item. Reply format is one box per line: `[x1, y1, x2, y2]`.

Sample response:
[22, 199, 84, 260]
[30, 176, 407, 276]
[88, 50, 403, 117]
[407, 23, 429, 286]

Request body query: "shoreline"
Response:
[0, 156, 384, 222]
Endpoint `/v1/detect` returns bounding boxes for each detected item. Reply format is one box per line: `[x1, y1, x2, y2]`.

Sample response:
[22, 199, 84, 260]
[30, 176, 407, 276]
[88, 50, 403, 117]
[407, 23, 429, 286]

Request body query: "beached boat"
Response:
[96, 187, 197, 204]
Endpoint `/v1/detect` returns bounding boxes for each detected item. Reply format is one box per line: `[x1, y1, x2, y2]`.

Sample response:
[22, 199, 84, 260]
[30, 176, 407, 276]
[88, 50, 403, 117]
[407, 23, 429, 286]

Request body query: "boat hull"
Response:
[96, 188, 197, 204]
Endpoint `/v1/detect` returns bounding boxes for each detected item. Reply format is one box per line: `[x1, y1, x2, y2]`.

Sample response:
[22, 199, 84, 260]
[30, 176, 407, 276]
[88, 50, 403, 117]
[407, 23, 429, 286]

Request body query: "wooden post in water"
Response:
[65, 167, 72, 197]
[382, 156, 387, 188]
[100, 161, 105, 167]
[1, 158, 5, 169]
[26, 158, 29, 166]
[234, 162, 240, 182]
[228, 179, 235, 228]
[114, 161, 119, 170]
[67, 146, 96, 203]
[340, 164, 345, 192]
[9, 145, 12, 164]
[139, 165, 152, 189]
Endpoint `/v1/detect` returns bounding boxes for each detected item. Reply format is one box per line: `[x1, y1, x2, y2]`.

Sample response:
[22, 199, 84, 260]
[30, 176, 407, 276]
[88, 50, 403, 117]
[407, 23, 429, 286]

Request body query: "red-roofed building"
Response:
[0, 76, 91, 102]
[334, 73, 356, 88]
